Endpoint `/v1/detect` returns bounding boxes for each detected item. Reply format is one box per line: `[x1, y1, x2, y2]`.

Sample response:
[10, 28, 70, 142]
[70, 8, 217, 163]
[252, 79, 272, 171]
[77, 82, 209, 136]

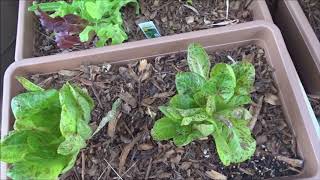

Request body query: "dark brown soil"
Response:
[299, 0, 320, 41]
[28, 44, 303, 180]
[32, 0, 253, 57]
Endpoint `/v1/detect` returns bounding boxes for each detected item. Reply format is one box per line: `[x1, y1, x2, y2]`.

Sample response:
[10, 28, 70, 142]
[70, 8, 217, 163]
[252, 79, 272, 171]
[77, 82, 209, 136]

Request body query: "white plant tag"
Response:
[138, 21, 161, 39]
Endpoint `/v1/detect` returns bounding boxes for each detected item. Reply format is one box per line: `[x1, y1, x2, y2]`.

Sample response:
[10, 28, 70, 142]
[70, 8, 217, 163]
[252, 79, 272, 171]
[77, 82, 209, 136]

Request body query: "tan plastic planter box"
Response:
[272, 0, 320, 94]
[15, 0, 272, 61]
[3, 21, 320, 179]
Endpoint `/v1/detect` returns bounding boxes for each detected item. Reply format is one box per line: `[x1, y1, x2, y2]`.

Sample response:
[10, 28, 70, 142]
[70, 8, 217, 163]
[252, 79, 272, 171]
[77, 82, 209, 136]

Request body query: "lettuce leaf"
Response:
[1, 77, 94, 179]
[151, 43, 256, 166]
[29, 0, 139, 48]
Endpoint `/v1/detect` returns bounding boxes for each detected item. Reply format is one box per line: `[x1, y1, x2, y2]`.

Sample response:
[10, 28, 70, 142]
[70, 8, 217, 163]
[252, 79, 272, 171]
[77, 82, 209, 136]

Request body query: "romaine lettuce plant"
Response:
[0, 77, 94, 179]
[151, 43, 256, 166]
[28, 0, 139, 48]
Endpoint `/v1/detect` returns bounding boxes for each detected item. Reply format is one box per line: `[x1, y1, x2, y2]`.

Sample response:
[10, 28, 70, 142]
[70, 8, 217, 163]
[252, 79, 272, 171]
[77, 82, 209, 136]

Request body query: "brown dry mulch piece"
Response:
[28, 44, 303, 180]
[299, 0, 320, 41]
[32, 0, 253, 57]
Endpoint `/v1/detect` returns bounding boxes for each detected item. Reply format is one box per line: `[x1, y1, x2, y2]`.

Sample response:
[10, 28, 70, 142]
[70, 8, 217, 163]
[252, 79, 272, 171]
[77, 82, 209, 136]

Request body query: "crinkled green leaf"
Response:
[61, 152, 79, 173]
[0, 131, 30, 163]
[206, 95, 216, 114]
[11, 90, 61, 135]
[77, 120, 92, 140]
[176, 108, 204, 117]
[16, 76, 44, 92]
[175, 72, 205, 95]
[227, 95, 252, 107]
[174, 129, 203, 147]
[85, 1, 104, 19]
[59, 82, 93, 137]
[1, 130, 62, 164]
[206, 63, 236, 101]
[193, 90, 207, 106]
[59, 84, 79, 136]
[57, 135, 86, 155]
[169, 94, 198, 109]
[159, 106, 182, 120]
[5, 79, 94, 180]
[11, 89, 60, 120]
[151, 118, 178, 141]
[232, 62, 255, 95]
[7, 160, 65, 180]
[79, 25, 95, 42]
[187, 43, 211, 79]
[28, 1, 70, 12]
[69, 84, 94, 123]
[216, 107, 252, 122]
[212, 120, 256, 166]
[29, 0, 139, 48]
[152, 43, 256, 166]
[181, 113, 213, 126]
[193, 124, 215, 137]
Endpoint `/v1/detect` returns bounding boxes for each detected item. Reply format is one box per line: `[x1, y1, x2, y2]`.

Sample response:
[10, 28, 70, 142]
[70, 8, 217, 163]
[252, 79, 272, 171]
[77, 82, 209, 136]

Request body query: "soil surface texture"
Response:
[33, 0, 253, 57]
[28, 44, 303, 180]
[299, 0, 320, 41]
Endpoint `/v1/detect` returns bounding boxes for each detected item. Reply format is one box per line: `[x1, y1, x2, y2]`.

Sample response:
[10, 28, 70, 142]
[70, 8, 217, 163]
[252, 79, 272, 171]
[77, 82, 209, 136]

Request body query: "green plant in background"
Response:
[0, 77, 94, 179]
[28, 0, 139, 48]
[151, 43, 256, 166]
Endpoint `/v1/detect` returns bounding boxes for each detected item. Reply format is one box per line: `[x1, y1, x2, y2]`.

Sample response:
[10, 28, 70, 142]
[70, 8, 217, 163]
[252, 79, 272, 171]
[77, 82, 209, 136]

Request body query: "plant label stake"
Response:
[138, 21, 161, 39]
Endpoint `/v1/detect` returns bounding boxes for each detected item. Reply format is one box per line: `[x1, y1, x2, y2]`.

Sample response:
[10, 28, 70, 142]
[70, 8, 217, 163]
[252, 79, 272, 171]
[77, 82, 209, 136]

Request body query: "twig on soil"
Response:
[227, 55, 236, 63]
[73, 167, 81, 180]
[288, 167, 302, 174]
[144, 158, 153, 180]
[122, 121, 134, 139]
[205, 170, 227, 180]
[276, 155, 304, 168]
[91, 84, 103, 109]
[249, 96, 264, 130]
[239, 167, 254, 176]
[244, 0, 255, 9]
[119, 133, 143, 174]
[121, 160, 139, 178]
[97, 167, 108, 180]
[81, 151, 85, 180]
[183, 4, 200, 16]
[104, 159, 123, 180]
[206, 19, 239, 27]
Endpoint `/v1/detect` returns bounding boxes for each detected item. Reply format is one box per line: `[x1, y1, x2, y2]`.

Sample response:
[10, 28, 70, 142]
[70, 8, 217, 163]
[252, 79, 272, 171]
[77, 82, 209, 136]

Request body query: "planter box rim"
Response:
[14, 0, 273, 61]
[3, 21, 320, 180]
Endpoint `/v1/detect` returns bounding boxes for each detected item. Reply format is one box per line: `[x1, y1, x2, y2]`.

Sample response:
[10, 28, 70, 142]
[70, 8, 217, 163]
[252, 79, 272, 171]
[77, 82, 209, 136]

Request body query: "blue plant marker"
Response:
[138, 21, 161, 39]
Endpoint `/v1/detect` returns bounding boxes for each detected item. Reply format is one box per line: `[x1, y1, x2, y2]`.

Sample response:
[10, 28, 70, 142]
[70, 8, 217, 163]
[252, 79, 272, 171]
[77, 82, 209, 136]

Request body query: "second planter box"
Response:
[2, 21, 320, 179]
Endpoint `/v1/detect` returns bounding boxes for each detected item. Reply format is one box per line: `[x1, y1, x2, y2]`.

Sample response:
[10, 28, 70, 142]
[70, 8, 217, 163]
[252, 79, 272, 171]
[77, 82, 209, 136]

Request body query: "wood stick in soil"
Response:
[276, 155, 304, 168]
[249, 96, 264, 130]
[81, 151, 85, 180]
[107, 113, 121, 138]
[119, 133, 143, 174]
[144, 158, 153, 180]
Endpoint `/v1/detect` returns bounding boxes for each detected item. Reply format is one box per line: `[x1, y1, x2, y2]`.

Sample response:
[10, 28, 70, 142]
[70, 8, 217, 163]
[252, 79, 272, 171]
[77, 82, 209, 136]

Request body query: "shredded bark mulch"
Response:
[33, 0, 254, 57]
[28, 44, 303, 180]
[299, 0, 320, 41]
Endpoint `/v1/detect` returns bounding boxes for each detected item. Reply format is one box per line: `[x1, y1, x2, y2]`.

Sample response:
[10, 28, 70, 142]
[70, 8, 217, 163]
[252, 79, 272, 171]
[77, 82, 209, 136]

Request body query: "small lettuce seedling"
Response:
[151, 43, 256, 166]
[0, 77, 94, 179]
[28, 0, 139, 48]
